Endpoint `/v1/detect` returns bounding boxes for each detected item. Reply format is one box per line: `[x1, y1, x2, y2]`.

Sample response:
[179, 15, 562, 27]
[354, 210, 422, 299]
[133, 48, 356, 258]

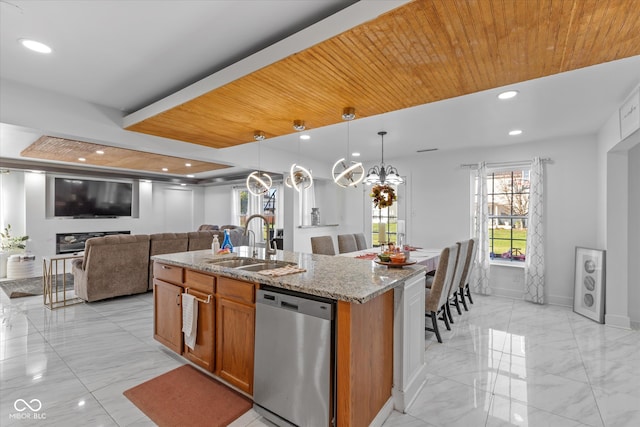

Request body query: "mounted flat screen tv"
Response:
[54, 178, 132, 217]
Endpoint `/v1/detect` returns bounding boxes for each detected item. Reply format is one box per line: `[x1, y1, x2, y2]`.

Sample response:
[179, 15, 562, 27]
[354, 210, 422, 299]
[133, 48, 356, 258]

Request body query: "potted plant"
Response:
[1, 224, 29, 278]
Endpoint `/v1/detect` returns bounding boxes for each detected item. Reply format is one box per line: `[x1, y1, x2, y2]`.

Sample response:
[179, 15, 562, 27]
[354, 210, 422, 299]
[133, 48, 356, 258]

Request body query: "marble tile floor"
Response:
[1, 289, 638, 427]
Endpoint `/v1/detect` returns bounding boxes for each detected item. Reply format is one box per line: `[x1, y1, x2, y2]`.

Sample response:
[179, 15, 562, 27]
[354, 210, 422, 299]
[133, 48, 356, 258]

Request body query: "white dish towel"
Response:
[181, 293, 198, 350]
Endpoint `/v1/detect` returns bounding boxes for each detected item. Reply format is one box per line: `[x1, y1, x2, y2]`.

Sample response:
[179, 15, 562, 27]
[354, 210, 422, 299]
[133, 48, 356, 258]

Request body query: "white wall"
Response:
[628, 142, 640, 326]
[1, 171, 202, 271]
[387, 135, 599, 306]
[597, 96, 639, 328]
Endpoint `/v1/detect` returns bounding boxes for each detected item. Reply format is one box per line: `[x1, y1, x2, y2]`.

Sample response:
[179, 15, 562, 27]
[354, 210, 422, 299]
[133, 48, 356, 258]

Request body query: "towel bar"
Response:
[184, 288, 212, 304]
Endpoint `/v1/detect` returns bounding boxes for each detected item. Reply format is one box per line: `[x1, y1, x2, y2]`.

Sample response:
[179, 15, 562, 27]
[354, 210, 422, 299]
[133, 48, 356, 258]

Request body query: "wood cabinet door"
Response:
[183, 287, 216, 372]
[153, 279, 182, 354]
[215, 297, 255, 394]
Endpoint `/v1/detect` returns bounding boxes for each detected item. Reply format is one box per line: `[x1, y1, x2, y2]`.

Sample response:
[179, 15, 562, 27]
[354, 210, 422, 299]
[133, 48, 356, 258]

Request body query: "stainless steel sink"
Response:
[236, 260, 297, 272]
[205, 257, 258, 268]
[206, 257, 297, 271]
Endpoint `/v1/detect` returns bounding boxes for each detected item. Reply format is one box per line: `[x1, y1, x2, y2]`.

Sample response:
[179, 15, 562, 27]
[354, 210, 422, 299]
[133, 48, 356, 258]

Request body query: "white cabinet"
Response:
[392, 273, 426, 412]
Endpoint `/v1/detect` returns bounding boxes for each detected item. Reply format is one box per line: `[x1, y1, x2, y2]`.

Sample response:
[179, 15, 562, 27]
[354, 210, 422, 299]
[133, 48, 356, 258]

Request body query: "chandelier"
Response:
[246, 131, 272, 196]
[364, 131, 404, 185]
[332, 107, 364, 188]
[286, 121, 313, 192]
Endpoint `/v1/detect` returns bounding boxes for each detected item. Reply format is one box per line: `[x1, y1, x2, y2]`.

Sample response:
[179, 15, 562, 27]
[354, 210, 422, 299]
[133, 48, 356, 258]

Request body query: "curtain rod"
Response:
[460, 157, 552, 169]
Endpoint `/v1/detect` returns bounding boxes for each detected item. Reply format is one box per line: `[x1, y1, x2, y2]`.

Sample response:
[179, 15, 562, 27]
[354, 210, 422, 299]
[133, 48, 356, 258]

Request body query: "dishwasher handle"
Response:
[281, 300, 299, 311]
[257, 289, 333, 320]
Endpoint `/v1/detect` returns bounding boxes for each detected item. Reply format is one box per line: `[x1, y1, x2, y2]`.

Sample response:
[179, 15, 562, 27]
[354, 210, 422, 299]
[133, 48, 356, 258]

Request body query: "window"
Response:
[371, 184, 399, 247]
[474, 168, 530, 262]
[233, 186, 280, 241]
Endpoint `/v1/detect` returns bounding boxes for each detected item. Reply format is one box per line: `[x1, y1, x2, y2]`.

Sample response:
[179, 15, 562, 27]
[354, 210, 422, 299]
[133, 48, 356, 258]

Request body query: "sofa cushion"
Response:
[74, 234, 150, 302]
[198, 224, 219, 231]
[149, 233, 189, 290]
[187, 231, 214, 251]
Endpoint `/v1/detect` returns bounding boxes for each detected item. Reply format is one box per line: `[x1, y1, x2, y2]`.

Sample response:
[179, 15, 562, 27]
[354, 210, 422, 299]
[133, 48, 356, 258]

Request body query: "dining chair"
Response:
[445, 240, 469, 323]
[310, 236, 336, 255]
[425, 244, 459, 343]
[456, 238, 476, 311]
[462, 237, 479, 306]
[337, 234, 358, 254]
[353, 233, 368, 251]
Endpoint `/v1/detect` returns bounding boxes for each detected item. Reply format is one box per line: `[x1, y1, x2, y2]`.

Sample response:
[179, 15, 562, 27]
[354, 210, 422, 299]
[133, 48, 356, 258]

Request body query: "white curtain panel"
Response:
[524, 157, 545, 303]
[472, 162, 492, 295]
[247, 191, 263, 241]
[231, 188, 240, 225]
[275, 185, 284, 229]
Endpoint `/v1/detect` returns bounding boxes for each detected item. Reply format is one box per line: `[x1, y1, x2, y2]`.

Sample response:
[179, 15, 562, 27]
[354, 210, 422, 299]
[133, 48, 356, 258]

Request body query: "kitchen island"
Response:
[152, 247, 427, 427]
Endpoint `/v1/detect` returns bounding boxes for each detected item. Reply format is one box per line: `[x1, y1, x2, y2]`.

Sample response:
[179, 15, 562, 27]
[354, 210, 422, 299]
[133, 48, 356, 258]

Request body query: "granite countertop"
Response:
[152, 246, 425, 304]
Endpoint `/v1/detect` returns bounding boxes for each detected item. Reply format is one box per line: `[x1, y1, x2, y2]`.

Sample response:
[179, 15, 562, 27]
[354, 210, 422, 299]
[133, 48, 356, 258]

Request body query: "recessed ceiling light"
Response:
[162, 167, 168, 172]
[96, 150, 104, 155]
[509, 129, 523, 136]
[498, 90, 519, 100]
[19, 38, 52, 54]
[142, 179, 152, 183]
[186, 174, 195, 178]
[352, 152, 360, 157]
[185, 163, 191, 167]
[78, 157, 86, 162]
[29, 170, 44, 174]
[180, 183, 186, 186]
[300, 134, 311, 140]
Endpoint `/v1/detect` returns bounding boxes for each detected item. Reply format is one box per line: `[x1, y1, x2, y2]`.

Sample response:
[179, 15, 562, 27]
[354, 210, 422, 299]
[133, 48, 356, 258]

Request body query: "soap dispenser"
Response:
[221, 229, 233, 252]
[212, 235, 220, 254]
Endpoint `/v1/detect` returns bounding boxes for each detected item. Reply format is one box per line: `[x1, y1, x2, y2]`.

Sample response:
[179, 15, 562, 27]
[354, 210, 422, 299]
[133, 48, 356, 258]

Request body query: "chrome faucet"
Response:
[244, 214, 277, 259]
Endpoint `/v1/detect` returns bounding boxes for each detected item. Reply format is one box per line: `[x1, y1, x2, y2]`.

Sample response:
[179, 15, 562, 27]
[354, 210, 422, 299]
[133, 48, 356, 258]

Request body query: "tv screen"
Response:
[54, 178, 132, 217]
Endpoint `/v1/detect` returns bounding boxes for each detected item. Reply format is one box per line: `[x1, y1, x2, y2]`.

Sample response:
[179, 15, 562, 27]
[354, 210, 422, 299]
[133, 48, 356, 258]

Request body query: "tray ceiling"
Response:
[126, 0, 640, 149]
[21, 136, 231, 176]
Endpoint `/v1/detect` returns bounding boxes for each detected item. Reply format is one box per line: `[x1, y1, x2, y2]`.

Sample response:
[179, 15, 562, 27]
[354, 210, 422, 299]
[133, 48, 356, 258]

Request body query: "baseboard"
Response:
[605, 313, 632, 329]
[489, 287, 573, 307]
[489, 286, 522, 300]
[369, 397, 394, 427]
[546, 294, 573, 307]
[392, 363, 426, 412]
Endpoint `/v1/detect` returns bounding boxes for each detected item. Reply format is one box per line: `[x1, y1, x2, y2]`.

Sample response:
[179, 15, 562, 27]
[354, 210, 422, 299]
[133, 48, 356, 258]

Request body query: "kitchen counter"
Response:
[152, 246, 425, 304]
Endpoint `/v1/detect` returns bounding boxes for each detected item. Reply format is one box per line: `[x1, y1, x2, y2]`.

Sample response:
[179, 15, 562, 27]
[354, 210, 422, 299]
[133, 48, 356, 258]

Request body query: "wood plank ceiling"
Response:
[126, 0, 640, 149]
[21, 136, 230, 175]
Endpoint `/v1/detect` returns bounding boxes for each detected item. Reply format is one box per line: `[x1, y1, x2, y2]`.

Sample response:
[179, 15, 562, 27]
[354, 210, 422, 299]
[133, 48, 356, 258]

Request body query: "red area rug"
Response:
[124, 365, 252, 427]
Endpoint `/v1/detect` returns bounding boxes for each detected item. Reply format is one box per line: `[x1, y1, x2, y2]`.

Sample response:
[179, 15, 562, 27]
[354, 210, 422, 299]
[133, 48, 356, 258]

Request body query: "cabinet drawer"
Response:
[154, 263, 184, 285]
[185, 269, 215, 294]
[217, 277, 255, 304]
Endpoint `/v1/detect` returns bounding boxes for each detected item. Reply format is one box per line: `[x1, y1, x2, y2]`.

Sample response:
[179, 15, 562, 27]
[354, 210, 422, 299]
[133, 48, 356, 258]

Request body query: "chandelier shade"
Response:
[364, 131, 404, 185]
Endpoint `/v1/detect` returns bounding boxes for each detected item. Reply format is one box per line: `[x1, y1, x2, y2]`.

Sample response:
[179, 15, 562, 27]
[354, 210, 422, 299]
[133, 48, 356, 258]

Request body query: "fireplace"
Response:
[56, 231, 131, 254]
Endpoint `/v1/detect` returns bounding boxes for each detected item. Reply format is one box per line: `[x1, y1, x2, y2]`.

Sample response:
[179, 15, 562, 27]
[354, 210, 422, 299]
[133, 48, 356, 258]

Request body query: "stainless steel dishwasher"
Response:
[253, 285, 335, 427]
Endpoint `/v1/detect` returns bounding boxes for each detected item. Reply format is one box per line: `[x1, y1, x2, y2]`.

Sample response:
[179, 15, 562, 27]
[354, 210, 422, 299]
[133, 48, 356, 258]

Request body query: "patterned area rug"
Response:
[0, 274, 74, 298]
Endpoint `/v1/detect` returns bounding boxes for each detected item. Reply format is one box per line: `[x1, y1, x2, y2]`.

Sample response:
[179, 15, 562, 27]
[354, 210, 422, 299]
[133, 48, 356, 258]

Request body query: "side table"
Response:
[43, 254, 84, 309]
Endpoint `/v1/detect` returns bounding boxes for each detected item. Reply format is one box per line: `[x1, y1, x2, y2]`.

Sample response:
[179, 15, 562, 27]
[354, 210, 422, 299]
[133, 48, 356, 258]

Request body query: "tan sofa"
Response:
[71, 226, 248, 302]
[148, 233, 189, 290]
[72, 234, 150, 302]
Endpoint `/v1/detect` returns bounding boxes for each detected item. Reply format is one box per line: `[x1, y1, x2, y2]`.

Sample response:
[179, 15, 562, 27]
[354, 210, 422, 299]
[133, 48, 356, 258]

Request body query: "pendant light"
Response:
[364, 131, 404, 185]
[246, 131, 272, 196]
[286, 121, 313, 192]
[332, 107, 364, 188]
